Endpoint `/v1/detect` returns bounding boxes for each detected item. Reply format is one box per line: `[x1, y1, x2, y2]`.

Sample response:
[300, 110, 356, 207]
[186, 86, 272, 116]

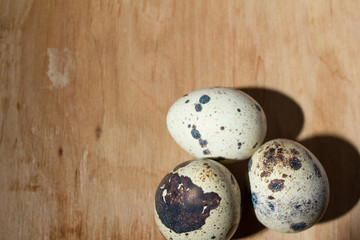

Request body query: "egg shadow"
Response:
[218, 88, 359, 238]
[219, 87, 306, 238]
[300, 136, 360, 222]
[238, 87, 304, 142]
[236, 87, 360, 225]
[221, 160, 265, 239]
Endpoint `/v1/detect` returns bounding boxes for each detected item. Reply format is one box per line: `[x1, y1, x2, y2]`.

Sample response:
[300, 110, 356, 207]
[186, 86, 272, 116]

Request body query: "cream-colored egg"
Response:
[166, 87, 267, 160]
[154, 159, 241, 240]
[248, 139, 330, 233]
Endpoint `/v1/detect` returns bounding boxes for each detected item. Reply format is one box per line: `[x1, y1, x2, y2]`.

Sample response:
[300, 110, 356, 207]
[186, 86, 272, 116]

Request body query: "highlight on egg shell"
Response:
[248, 139, 330, 233]
[166, 87, 267, 161]
[154, 159, 241, 240]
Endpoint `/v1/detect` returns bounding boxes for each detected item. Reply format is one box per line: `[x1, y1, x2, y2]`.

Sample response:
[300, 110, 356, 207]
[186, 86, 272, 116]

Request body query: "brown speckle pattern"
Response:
[155, 172, 221, 233]
[154, 159, 241, 239]
[248, 139, 330, 233]
[268, 179, 285, 192]
[166, 87, 267, 160]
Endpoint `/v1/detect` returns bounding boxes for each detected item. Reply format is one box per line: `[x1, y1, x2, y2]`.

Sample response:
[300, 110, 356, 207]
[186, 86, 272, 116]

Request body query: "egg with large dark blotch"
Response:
[166, 87, 267, 160]
[248, 139, 330, 233]
[154, 159, 241, 240]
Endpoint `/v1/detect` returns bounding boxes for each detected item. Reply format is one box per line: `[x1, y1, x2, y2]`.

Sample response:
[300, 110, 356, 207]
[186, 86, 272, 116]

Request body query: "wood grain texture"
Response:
[1, 0, 359, 239]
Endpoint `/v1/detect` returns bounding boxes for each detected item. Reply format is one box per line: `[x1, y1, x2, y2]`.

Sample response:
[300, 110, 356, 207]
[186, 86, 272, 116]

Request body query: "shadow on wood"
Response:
[221, 159, 265, 239]
[238, 87, 304, 142]
[301, 136, 360, 222]
[233, 87, 360, 231]
[219, 87, 306, 238]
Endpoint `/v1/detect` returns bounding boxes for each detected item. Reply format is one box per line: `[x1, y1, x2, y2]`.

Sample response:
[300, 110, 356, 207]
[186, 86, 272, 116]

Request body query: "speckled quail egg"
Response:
[248, 139, 330, 233]
[166, 87, 267, 160]
[154, 159, 241, 240]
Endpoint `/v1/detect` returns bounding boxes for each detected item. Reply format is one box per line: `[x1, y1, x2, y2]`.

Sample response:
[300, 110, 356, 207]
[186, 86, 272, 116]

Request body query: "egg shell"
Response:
[248, 139, 330, 233]
[166, 87, 267, 160]
[154, 159, 241, 240]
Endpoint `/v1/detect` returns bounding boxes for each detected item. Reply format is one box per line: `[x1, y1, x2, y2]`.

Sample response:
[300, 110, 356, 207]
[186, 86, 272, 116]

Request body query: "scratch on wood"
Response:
[80, 150, 88, 193]
[319, 56, 350, 83]
[255, 55, 265, 83]
[0, 120, 5, 148]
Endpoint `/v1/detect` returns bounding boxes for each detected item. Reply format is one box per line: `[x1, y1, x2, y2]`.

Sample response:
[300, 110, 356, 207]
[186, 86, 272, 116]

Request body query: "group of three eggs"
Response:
[154, 87, 329, 240]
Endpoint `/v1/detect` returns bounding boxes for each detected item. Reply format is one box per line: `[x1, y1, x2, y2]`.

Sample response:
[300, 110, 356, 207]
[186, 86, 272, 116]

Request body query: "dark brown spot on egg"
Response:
[191, 125, 201, 139]
[268, 203, 275, 211]
[251, 193, 258, 206]
[289, 157, 302, 170]
[203, 163, 210, 169]
[268, 196, 274, 200]
[155, 173, 221, 233]
[220, 126, 225, 130]
[252, 142, 258, 149]
[195, 104, 202, 112]
[248, 158, 253, 172]
[314, 164, 322, 178]
[231, 175, 235, 185]
[199, 139, 208, 148]
[282, 174, 288, 178]
[268, 179, 285, 192]
[260, 171, 269, 178]
[290, 222, 307, 231]
[255, 104, 261, 111]
[203, 149, 211, 155]
[291, 148, 300, 155]
[199, 95, 211, 104]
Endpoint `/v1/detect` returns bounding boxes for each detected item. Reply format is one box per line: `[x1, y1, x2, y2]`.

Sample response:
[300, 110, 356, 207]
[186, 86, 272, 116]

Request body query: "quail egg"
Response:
[166, 87, 267, 160]
[154, 159, 241, 240]
[248, 139, 330, 233]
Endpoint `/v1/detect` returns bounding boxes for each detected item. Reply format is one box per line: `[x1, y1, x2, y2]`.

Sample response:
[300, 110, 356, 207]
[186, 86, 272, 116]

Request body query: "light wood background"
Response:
[1, 0, 359, 239]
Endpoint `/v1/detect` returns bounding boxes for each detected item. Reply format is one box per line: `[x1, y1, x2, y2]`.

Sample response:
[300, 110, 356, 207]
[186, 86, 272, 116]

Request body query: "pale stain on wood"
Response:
[46, 48, 75, 89]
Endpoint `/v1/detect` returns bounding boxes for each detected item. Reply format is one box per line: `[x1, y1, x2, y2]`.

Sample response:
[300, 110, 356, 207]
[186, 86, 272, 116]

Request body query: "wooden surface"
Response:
[1, 0, 359, 239]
